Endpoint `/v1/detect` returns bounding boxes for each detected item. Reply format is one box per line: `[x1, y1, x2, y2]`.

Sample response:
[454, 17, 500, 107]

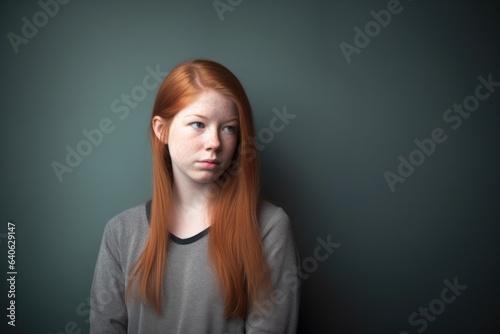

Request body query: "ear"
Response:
[152, 116, 169, 144]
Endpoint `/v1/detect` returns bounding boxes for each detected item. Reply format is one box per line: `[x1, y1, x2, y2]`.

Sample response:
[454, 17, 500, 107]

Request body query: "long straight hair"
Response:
[127, 59, 270, 318]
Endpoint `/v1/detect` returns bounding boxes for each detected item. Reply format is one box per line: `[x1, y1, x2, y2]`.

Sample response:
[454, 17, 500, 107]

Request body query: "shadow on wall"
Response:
[474, 306, 500, 333]
[261, 151, 359, 333]
[297, 272, 360, 333]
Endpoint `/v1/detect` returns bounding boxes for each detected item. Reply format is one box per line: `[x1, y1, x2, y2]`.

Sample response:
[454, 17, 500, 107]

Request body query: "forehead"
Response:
[178, 90, 238, 119]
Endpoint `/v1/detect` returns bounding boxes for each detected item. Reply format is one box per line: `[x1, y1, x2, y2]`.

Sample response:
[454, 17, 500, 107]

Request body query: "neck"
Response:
[170, 180, 214, 238]
[172, 181, 212, 213]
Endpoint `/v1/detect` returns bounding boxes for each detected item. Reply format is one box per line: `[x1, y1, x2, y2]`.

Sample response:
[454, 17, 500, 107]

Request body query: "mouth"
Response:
[198, 159, 221, 169]
[200, 159, 220, 164]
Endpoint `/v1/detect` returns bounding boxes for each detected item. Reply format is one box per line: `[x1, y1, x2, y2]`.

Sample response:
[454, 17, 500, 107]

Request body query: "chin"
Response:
[193, 172, 224, 184]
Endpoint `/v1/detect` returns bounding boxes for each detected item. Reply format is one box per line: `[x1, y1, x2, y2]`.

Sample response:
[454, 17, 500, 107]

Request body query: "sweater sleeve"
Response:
[245, 206, 301, 333]
[89, 219, 128, 334]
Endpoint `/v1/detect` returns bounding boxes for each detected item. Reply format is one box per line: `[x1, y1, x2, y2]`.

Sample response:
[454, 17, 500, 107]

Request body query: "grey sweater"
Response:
[90, 200, 300, 333]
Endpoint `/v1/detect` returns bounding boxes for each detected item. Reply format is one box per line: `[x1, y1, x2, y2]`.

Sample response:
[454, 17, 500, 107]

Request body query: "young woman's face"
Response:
[167, 90, 239, 187]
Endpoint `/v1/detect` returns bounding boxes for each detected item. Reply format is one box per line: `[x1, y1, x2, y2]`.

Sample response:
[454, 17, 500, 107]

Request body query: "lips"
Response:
[199, 159, 220, 164]
[198, 159, 220, 169]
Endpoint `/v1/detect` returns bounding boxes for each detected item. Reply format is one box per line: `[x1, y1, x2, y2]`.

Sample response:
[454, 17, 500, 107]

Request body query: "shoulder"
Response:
[257, 200, 299, 272]
[103, 200, 150, 244]
[257, 199, 293, 241]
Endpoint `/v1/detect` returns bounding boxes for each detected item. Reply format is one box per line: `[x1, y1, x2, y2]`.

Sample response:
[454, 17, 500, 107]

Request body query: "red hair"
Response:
[127, 59, 270, 318]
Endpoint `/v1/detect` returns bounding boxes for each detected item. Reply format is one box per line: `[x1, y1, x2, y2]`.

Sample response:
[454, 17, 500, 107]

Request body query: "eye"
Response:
[223, 126, 237, 133]
[191, 122, 204, 129]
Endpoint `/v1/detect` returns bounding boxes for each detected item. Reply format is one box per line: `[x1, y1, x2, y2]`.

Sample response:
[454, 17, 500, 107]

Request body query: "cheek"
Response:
[223, 137, 238, 157]
[170, 140, 198, 161]
[168, 126, 198, 149]
[169, 134, 194, 160]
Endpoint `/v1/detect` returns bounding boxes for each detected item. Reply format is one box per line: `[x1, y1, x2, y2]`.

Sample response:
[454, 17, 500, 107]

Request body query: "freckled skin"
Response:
[167, 90, 239, 188]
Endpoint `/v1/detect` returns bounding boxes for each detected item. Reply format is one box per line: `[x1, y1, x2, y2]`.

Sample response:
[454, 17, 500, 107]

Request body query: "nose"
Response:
[204, 127, 221, 151]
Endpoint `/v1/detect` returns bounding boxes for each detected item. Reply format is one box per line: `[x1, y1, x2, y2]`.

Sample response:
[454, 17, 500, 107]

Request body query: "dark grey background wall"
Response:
[1, 0, 499, 333]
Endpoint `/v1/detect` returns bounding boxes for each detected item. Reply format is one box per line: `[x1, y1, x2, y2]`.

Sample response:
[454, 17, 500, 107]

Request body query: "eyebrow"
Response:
[185, 113, 239, 122]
